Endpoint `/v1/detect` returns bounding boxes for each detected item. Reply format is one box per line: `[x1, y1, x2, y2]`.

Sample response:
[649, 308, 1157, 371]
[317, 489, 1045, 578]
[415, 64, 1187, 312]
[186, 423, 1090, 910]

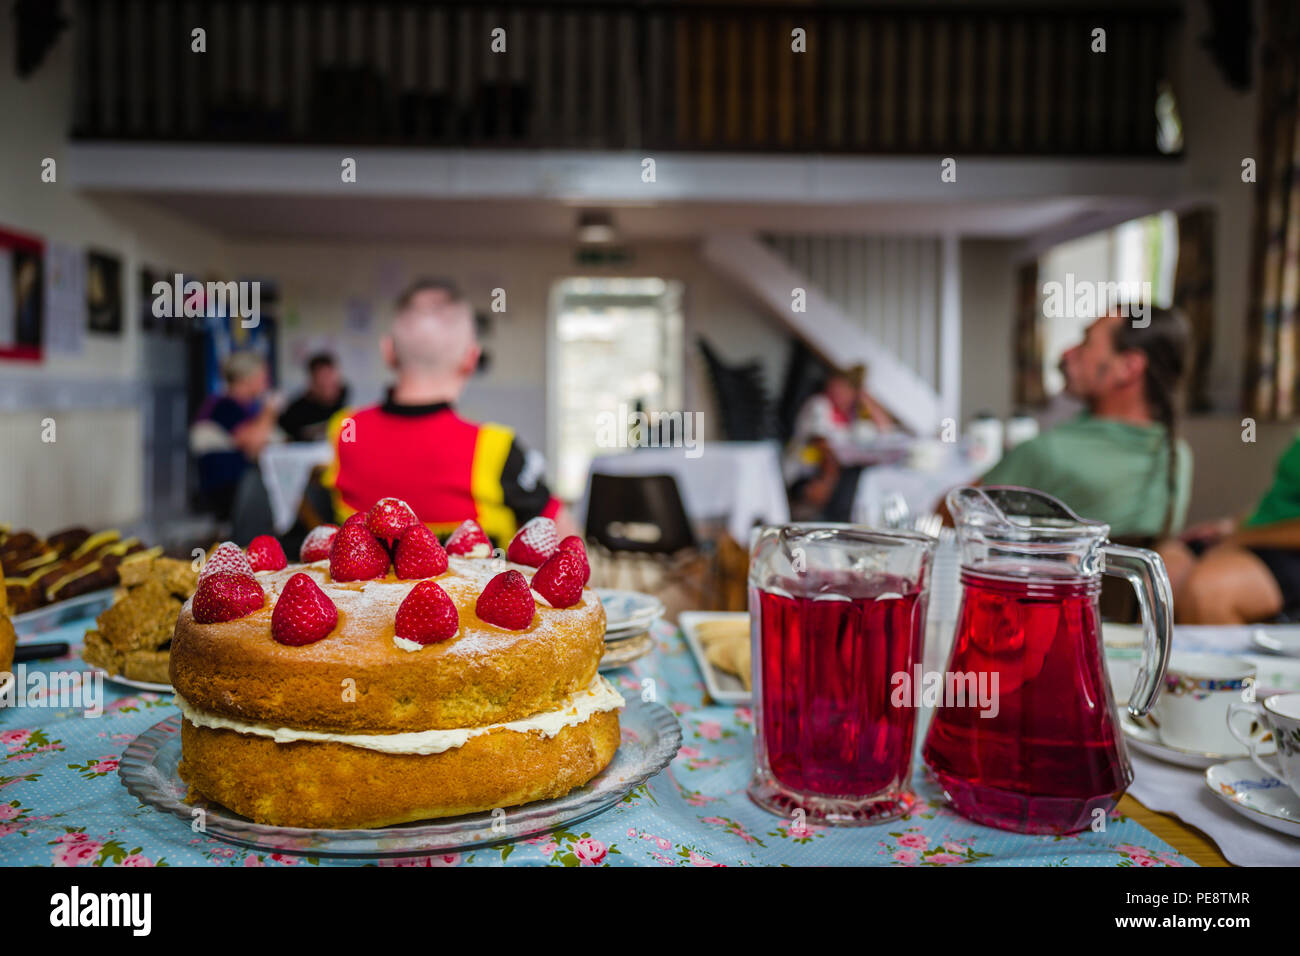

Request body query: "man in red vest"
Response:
[323, 285, 577, 545]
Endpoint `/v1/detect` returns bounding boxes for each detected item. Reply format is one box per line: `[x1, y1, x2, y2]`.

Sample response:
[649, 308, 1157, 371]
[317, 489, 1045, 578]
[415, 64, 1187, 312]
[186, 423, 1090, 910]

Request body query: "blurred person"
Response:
[972, 308, 1192, 539]
[1158, 434, 1300, 624]
[322, 293, 578, 543]
[784, 368, 893, 521]
[396, 276, 461, 313]
[278, 352, 348, 441]
[190, 350, 280, 521]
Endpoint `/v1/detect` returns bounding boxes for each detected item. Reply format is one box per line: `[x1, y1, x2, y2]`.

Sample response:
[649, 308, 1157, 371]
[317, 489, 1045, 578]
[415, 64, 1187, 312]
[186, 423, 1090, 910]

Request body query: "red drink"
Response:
[922, 564, 1131, 834]
[755, 572, 926, 804]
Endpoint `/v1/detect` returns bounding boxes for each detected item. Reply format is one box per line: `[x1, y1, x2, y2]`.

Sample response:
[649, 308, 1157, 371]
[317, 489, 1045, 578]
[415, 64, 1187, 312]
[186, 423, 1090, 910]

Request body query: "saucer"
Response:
[1252, 627, 1300, 658]
[1204, 759, 1300, 839]
[1120, 713, 1247, 769]
[598, 632, 655, 670]
[597, 589, 665, 635]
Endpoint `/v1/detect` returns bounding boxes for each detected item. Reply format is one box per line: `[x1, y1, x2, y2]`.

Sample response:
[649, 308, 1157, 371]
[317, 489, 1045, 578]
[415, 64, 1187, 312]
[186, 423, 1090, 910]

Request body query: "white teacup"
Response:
[1228, 692, 1300, 800]
[1152, 652, 1255, 754]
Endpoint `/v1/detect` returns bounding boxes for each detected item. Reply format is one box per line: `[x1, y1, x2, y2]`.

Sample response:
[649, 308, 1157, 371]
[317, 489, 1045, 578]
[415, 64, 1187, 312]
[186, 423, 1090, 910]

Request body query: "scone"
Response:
[171, 514, 622, 829]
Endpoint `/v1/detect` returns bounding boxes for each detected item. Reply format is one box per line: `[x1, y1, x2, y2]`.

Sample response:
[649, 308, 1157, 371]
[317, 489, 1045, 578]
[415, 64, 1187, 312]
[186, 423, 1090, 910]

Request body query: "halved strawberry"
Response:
[247, 534, 288, 572]
[475, 569, 536, 630]
[531, 550, 586, 609]
[366, 497, 420, 544]
[394, 580, 460, 645]
[558, 535, 591, 584]
[192, 571, 265, 624]
[272, 572, 338, 645]
[445, 519, 492, 557]
[198, 541, 255, 583]
[299, 524, 339, 562]
[394, 523, 449, 579]
[329, 522, 390, 581]
[506, 517, 559, 568]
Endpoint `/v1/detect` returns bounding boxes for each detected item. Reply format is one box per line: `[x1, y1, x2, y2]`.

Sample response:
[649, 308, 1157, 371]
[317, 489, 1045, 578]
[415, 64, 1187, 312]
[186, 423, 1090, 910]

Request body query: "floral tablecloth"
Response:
[0, 615, 1193, 867]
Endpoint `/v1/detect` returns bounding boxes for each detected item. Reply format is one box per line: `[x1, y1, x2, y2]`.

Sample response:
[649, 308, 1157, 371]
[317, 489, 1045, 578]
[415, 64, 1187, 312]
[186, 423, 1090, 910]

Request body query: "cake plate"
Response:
[119, 697, 682, 859]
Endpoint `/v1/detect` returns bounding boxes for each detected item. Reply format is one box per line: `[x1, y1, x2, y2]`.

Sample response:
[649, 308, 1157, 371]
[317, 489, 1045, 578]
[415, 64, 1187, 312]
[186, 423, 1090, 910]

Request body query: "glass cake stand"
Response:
[118, 697, 682, 858]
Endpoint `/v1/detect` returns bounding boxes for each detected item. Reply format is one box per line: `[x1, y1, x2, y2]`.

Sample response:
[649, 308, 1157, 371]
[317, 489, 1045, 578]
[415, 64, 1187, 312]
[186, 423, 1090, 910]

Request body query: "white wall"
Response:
[959, 239, 1018, 421]
[1177, 0, 1260, 410]
[0, 20, 228, 533]
[765, 235, 943, 393]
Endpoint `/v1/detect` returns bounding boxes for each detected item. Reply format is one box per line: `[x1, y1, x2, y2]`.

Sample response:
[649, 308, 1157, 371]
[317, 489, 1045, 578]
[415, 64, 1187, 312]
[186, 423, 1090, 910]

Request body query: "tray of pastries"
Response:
[1, 525, 153, 635]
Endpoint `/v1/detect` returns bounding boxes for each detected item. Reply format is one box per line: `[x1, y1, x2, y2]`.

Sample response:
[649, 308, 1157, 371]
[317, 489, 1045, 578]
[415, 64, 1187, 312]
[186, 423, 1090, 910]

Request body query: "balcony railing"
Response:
[72, 1, 1183, 156]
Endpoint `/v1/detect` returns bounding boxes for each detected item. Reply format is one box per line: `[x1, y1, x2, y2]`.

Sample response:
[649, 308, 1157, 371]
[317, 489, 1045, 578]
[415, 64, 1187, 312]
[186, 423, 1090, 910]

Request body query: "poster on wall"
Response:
[45, 240, 86, 356]
[86, 249, 123, 334]
[0, 226, 44, 362]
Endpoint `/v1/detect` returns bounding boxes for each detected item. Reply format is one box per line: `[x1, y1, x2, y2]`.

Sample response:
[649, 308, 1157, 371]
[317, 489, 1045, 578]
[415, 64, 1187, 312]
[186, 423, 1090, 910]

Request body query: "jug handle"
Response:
[1102, 544, 1174, 717]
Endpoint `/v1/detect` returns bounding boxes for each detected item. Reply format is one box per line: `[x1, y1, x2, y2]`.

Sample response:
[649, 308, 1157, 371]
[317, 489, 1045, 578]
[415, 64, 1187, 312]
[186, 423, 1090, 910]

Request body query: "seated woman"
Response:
[783, 367, 893, 522]
[1159, 432, 1300, 624]
[190, 350, 280, 525]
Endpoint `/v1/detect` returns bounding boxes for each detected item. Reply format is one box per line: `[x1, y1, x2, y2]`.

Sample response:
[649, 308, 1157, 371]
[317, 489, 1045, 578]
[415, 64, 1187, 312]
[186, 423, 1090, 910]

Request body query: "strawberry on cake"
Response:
[168, 505, 621, 829]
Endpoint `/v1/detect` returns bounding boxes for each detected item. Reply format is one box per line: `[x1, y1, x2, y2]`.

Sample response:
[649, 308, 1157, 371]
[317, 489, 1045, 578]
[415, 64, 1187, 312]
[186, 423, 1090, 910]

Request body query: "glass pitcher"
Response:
[922, 486, 1172, 834]
[748, 524, 936, 825]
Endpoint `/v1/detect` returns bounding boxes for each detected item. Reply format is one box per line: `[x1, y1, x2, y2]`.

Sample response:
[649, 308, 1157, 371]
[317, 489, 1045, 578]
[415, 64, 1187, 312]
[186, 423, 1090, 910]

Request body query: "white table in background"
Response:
[260, 441, 333, 534]
[582, 441, 790, 543]
[852, 446, 984, 526]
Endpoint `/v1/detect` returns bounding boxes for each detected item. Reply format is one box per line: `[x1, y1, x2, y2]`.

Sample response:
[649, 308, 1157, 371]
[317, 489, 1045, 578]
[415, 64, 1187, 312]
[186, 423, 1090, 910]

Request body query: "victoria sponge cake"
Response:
[169, 504, 622, 829]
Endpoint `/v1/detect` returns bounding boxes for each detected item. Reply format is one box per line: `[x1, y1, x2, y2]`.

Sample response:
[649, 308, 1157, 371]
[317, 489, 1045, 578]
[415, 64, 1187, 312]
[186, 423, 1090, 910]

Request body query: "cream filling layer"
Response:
[173, 675, 625, 756]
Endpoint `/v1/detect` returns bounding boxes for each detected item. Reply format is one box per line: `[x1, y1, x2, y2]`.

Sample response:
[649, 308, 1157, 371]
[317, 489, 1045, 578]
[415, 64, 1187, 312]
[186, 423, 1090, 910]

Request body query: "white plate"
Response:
[1120, 712, 1246, 768]
[12, 588, 116, 636]
[679, 611, 751, 705]
[1102, 622, 1144, 648]
[1252, 627, 1300, 658]
[86, 665, 173, 695]
[1205, 759, 1300, 839]
[605, 622, 661, 642]
[596, 589, 665, 634]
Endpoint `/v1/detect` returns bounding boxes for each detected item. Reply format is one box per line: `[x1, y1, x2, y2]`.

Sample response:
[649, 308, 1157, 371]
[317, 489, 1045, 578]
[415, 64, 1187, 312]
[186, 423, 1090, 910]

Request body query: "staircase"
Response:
[701, 232, 949, 435]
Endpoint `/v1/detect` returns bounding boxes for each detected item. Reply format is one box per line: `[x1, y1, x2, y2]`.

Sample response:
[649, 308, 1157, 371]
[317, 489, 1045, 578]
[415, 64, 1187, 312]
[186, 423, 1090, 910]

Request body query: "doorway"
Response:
[548, 277, 685, 501]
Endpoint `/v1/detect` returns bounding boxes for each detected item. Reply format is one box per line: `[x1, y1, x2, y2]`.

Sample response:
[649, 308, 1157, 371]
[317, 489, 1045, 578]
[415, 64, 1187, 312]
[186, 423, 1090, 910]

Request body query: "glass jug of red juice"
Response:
[922, 486, 1172, 834]
[748, 525, 935, 825]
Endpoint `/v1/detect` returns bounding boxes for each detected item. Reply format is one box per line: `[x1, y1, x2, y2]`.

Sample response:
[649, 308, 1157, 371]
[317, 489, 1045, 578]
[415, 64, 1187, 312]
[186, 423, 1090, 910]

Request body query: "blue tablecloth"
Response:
[0, 616, 1193, 867]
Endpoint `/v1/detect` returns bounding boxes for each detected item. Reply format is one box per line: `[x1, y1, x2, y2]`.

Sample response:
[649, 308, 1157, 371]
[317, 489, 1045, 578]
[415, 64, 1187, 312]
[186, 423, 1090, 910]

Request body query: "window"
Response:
[1037, 211, 1178, 395]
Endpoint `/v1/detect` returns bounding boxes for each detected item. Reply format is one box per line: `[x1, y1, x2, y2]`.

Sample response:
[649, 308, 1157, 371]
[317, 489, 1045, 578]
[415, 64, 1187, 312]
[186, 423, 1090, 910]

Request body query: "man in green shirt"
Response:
[981, 308, 1192, 539]
[1161, 433, 1300, 624]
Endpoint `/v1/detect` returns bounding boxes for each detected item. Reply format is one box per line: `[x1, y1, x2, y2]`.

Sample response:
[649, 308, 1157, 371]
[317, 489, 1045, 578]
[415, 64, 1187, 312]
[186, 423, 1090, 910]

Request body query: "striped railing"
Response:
[72, 1, 1183, 156]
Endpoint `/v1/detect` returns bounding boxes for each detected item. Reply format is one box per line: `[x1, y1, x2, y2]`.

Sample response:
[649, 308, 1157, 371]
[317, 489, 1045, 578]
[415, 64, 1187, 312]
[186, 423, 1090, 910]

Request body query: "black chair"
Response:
[697, 337, 777, 441]
[585, 473, 713, 605]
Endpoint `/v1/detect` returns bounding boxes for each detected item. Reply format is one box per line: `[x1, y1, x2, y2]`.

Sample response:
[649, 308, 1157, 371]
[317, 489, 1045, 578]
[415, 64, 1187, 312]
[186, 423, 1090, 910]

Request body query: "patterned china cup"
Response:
[1228, 692, 1300, 800]
[1152, 652, 1255, 754]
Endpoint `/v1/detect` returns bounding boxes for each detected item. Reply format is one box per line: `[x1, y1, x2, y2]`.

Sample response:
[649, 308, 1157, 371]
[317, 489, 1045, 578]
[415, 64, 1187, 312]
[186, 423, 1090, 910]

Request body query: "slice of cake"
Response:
[83, 553, 196, 682]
